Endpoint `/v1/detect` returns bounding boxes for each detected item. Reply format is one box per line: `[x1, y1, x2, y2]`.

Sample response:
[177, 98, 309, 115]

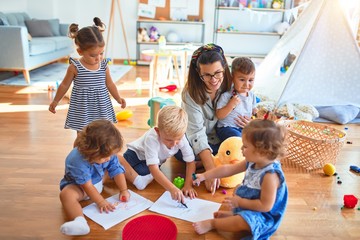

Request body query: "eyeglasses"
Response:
[200, 71, 224, 82]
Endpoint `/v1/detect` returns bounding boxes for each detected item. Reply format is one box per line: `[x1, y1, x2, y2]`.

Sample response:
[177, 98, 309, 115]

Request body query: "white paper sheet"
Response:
[83, 190, 153, 230]
[149, 191, 221, 222]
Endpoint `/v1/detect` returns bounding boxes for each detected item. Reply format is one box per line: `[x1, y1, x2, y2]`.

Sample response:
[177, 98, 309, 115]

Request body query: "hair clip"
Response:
[263, 111, 270, 120]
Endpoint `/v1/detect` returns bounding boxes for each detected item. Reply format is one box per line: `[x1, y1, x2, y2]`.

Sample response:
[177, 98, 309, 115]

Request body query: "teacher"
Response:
[181, 43, 232, 192]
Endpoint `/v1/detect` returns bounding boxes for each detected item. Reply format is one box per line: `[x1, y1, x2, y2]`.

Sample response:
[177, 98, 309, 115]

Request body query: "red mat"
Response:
[122, 214, 177, 240]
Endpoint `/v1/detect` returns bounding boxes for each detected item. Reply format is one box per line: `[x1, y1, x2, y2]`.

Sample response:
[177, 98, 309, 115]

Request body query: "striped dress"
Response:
[64, 58, 117, 131]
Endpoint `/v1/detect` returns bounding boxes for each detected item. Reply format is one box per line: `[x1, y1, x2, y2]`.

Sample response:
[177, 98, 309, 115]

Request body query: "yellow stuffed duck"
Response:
[213, 136, 245, 188]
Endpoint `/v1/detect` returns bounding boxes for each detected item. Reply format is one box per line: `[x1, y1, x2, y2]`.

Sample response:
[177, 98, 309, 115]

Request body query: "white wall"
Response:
[0, 0, 216, 60]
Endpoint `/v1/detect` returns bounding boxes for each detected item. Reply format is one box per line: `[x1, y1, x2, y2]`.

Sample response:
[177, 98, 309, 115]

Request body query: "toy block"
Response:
[147, 97, 176, 127]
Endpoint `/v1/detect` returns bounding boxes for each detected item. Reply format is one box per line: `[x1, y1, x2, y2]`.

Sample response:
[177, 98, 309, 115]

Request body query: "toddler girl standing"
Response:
[49, 17, 126, 132]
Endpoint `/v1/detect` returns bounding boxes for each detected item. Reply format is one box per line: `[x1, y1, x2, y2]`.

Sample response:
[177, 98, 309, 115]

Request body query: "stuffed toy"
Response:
[149, 26, 160, 42]
[137, 27, 150, 42]
[213, 136, 245, 188]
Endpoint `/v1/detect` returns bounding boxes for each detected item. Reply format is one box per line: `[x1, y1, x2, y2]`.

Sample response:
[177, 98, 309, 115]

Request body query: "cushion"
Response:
[316, 105, 360, 124]
[48, 18, 60, 36]
[25, 19, 53, 37]
[0, 12, 9, 25]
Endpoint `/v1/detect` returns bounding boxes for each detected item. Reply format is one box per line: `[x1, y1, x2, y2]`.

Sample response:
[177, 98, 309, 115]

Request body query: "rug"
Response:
[0, 63, 132, 87]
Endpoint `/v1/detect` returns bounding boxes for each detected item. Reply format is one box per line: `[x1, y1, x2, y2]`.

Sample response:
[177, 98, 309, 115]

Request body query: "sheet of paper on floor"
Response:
[83, 190, 153, 230]
[149, 191, 221, 222]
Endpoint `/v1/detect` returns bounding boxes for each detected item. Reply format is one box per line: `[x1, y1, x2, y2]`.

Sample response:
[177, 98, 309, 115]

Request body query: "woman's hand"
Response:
[97, 200, 115, 213]
[235, 115, 251, 128]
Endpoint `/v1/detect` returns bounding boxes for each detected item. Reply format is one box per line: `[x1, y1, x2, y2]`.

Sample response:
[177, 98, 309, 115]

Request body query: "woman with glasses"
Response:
[180, 43, 232, 193]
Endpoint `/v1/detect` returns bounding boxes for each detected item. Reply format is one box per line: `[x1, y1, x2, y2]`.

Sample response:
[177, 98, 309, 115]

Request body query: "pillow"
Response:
[316, 105, 360, 124]
[25, 19, 53, 37]
[0, 13, 9, 26]
[47, 18, 60, 36]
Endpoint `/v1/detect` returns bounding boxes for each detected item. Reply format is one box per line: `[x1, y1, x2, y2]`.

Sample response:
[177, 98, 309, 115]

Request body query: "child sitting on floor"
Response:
[119, 105, 197, 204]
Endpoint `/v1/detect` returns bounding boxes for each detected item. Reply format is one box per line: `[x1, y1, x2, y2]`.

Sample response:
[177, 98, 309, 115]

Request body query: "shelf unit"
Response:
[136, 19, 205, 65]
[214, 1, 291, 57]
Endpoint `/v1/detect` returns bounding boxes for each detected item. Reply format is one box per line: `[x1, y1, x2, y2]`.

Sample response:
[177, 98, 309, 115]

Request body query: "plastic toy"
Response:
[350, 165, 360, 173]
[147, 97, 176, 127]
[323, 163, 336, 176]
[173, 176, 185, 189]
[213, 136, 245, 188]
[159, 84, 177, 92]
[149, 26, 160, 42]
[137, 27, 150, 42]
[116, 109, 133, 121]
[343, 195, 358, 208]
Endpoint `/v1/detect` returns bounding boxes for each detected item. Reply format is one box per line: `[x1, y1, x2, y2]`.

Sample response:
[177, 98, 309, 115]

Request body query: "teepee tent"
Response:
[254, 0, 360, 109]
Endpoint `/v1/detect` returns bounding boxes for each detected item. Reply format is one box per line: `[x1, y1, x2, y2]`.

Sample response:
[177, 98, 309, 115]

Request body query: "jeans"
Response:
[216, 126, 242, 142]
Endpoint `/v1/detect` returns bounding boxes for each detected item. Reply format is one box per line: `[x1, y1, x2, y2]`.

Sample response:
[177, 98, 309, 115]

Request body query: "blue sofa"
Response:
[0, 12, 74, 84]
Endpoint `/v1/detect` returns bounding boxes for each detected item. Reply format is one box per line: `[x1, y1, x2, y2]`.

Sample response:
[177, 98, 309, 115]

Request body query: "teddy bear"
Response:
[149, 26, 160, 42]
[137, 27, 150, 42]
[213, 136, 245, 188]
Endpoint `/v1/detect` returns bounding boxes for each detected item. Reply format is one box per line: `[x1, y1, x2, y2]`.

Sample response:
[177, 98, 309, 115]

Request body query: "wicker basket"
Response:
[282, 120, 346, 171]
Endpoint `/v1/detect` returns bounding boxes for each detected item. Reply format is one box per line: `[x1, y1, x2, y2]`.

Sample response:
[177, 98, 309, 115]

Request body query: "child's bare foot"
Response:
[193, 220, 213, 234]
[214, 210, 233, 218]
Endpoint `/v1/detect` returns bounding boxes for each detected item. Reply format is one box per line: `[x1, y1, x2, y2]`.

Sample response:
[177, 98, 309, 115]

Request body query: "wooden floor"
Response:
[0, 65, 359, 240]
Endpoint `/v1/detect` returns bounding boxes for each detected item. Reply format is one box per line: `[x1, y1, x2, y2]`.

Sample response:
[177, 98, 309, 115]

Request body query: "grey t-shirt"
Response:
[216, 88, 257, 128]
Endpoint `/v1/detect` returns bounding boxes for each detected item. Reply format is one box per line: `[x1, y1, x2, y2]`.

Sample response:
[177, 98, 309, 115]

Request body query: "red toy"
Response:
[343, 195, 358, 208]
[159, 84, 177, 92]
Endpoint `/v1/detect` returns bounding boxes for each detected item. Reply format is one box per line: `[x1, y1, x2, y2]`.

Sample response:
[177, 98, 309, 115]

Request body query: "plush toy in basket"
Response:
[213, 136, 245, 188]
[282, 120, 346, 171]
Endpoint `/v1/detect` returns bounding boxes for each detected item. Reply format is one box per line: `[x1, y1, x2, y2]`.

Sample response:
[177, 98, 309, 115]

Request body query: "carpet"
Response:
[0, 63, 132, 87]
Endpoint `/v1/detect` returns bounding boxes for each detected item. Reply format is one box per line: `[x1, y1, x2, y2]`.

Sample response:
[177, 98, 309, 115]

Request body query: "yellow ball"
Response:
[323, 163, 336, 176]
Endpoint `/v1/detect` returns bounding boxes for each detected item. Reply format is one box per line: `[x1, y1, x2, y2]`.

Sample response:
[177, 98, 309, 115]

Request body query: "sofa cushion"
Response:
[4, 12, 30, 26]
[39, 36, 73, 50]
[0, 12, 9, 25]
[29, 38, 56, 56]
[25, 19, 53, 37]
[48, 19, 61, 36]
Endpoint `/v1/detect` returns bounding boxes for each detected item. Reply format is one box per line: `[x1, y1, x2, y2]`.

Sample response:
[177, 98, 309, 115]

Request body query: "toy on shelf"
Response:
[343, 195, 358, 208]
[147, 97, 176, 127]
[213, 136, 245, 188]
[159, 84, 177, 92]
[173, 176, 184, 189]
[137, 27, 150, 42]
[116, 109, 133, 121]
[149, 26, 160, 42]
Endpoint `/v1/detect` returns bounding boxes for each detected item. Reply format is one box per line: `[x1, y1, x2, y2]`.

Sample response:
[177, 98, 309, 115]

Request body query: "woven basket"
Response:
[282, 120, 346, 171]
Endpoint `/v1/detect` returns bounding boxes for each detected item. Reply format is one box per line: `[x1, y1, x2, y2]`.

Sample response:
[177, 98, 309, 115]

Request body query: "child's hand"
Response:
[229, 95, 241, 109]
[170, 187, 185, 204]
[223, 196, 241, 209]
[119, 189, 131, 202]
[118, 97, 126, 108]
[49, 101, 58, 114]
[97, 200, 115, 213]
[182, 184, 197, 199]
[192, 173, 205, 186]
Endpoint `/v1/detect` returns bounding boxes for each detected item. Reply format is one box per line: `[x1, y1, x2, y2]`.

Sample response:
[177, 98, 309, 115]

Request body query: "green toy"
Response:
[173, 176, 184, 189]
